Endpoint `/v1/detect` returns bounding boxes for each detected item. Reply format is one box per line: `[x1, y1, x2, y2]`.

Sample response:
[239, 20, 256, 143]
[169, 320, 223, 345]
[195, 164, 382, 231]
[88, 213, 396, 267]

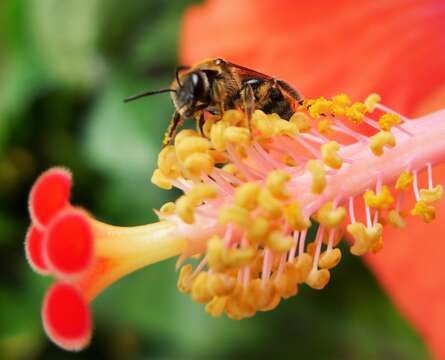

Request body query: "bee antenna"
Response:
[123, 89, 176, 103]
[175, 65, 190, 88]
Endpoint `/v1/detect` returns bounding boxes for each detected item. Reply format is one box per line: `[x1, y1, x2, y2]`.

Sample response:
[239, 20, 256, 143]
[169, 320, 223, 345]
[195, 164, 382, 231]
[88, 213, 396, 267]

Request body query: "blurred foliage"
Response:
[0, 1, 431, 359]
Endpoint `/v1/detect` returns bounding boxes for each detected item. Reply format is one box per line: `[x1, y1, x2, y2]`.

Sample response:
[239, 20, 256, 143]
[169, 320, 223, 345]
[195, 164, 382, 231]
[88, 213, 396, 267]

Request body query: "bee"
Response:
[124, 58, 302, 146]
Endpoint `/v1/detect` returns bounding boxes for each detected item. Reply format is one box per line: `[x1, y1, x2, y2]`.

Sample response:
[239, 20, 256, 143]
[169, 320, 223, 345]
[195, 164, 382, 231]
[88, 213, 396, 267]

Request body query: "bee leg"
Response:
[241, 83, 255, 136]
[195, 112, 205, 136]
[212, 81, 226, 117]
[163, 111, 183, 147]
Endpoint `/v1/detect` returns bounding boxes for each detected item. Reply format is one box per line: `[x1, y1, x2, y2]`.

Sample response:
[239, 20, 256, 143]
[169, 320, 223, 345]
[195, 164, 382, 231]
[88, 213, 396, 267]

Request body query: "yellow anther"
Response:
[273, 119, 299, 136]
[395, 171, 413, 191]
[253, 110, 276, 137]
[378, 113, 401, 131]
[151, 169, 173, 190]
[246, 279, 280, 312]
[345, 102, 367, 123]
[207, 236, 256, 272]
[289, 112, 312, 132]
[174, 129, 199, 146]
[159, 202, 176, 216]
[273, 263, 299, 299]
[283, 202, 311, 231]
[224, 126, 250, 146]
[370, 236, 384, 254]
[221, 109, 245, 126]
[219, 205, 251, 229]
[317, 119, 332, 134]
[222, 163, 237, 175]
[365, 223, 383, 246]
[308, 97, 332, 118]
[267, 170, 291, 199]
[258, 189, 283, 218]
[294, 253, 313, 283]
[347, 222, 383, 256]
[411, 200, 436, 223]
[332, 93, 352, 106]
[388, 210, 406, 229]
[175, 136, 211, 162]
[321, 141, 343, 169]
[158, 145, 181, 178]
[175, 185, 216, 223]
[187, 184, 218, 204]
[420, 185, 443, 204]
[183, 152, 214, 177]
[246, 216, 271, 243]
[234, 182, 261, 210]
[364, 93, 381, 112]
[191, 272, 213, 304]
[266, 231, 294, 253]
[210, 121, 228, 151]
[363, 185, 394, 209]
[316, 202, 346, 228]
[318, 248, 342, 269]
[207, 273, 236, 297]
[205, 296, 227, 318]
[306, 269, 330, 290]
[306, 160, 326, 194]
[369, 131, 396, 156]
[177, 264, 193, 294]
[175, 195, 196, 224]
[202, 116, 217, 138]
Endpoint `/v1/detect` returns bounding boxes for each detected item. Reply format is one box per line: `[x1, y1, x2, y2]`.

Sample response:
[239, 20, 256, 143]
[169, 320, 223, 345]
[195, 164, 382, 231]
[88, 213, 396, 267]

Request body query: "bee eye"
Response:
[214, 58, 223, 65]
[191, 73, 200, 86]
[191, 73, 206, 98]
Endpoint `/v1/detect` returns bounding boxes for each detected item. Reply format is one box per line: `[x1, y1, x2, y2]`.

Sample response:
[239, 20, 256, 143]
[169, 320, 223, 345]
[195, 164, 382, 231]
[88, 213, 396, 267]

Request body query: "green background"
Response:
[0, 1, 431, 359]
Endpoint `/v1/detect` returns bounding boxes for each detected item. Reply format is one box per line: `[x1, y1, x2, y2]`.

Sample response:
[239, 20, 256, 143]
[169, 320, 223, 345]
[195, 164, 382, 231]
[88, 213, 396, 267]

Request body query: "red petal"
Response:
[42, 282, 91, 351]
[45, 209, 94, 279]
[25, 225, 49, 275]
[29, 168, 72, 228]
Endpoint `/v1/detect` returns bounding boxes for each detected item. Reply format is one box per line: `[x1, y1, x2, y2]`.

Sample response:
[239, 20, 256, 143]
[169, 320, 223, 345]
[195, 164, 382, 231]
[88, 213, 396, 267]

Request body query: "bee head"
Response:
[172, 71, 211, 118]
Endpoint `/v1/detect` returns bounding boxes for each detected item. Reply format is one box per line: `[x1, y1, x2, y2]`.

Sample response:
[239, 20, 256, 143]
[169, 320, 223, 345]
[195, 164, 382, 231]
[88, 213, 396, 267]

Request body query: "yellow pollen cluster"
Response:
[253, 110, 298, 138]
[395, 171, 413, 191]
[321, 141, 343, 169]
[363, 185, 394, 209]
[378, 113, 401, 131]
[316, 202, 346, 228]
[387, 210, 406, 229]
[411, 200, 436, 223]
[369, 131, 396, 156]
[364, 93, 381, 112]
[410, 185, 443, 223]
[289, 112, 311, 132]
[345, 102, 368, 124]
[347, 222, 383, 255]
[306, 160, 326, 194]
[420, 185, 443, 204]
[176, 184, 218, 224]
[317, 119, 332, 134]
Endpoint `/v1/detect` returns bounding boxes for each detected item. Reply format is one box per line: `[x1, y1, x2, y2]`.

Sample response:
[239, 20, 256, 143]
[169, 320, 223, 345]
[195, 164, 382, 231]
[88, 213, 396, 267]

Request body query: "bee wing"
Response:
[225, 62, 274, 82]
